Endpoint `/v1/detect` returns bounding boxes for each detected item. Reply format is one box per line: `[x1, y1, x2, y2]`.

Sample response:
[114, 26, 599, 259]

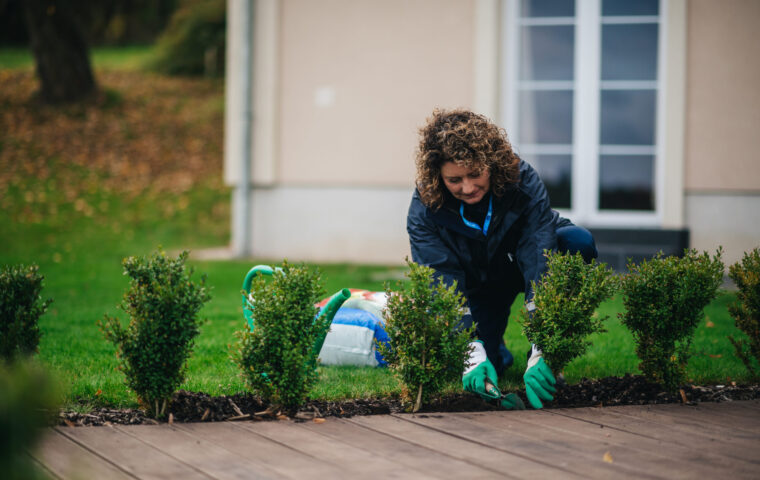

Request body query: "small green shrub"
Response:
[100, 249, 210, 417]
[728, 248, 760, 376]
[620, 249, 724, 390]
[233, 261, 326, 410]
[0, 361, 60, 480]
[378, 260, 472, 413]
[0, 264, 52, 362]
[148, 0, 226, 76]
[521, 251, 617, 373]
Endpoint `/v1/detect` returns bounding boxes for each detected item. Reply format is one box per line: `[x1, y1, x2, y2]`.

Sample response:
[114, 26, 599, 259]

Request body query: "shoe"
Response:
[498, 342, 514, 370]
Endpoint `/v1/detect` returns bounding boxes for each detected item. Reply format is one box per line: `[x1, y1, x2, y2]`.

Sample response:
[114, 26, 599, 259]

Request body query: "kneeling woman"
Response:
[407, 109, 597, 409]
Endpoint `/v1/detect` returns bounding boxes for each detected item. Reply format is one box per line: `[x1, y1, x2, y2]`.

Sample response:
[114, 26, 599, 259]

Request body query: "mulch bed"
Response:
[58, 374, 760, 427]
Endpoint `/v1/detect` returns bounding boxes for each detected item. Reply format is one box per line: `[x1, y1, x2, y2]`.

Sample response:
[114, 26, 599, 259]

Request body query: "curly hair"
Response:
[415, 109, 521, 210]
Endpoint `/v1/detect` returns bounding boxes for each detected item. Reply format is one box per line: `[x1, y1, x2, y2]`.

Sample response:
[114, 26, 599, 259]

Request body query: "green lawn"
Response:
[0, 47, 754, 411]
[0, 45, 155, 71]
[3, 175, 750, 411]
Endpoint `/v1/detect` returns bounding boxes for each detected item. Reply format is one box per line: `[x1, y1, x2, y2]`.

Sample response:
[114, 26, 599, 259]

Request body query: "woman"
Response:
[407, 109, 597, 409]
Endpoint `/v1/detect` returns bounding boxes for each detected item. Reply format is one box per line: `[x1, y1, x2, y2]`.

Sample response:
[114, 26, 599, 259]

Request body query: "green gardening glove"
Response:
[523, 345, 556, 409]
[462, 341, 500, 401]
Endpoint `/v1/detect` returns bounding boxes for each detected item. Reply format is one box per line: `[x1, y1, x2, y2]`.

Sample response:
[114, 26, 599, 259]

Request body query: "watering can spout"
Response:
[318, 288, 351, 323]
[313, 288, 351, 355]
[242, 265, 351, 351]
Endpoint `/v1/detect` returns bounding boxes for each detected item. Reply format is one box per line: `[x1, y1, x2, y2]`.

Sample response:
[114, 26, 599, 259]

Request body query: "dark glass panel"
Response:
[599, 154, 654, 210]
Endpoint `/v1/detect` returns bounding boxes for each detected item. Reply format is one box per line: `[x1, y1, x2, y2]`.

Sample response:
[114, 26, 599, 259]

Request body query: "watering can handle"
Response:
[241, 265, 350, 347]
[242, 265, 282, 331]
[242, 265, 280, 295]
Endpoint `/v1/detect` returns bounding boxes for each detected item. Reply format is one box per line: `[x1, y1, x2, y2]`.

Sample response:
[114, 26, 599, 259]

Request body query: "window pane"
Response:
[602, 24, 658, 81]
[602, 0, 659, 16]
[523, 154, 572, 208]
[519, 90, 573, 144]
[521, 26, 575, 81]
[599, 155, 654, 211]
[600, 90, 656, 145]
[521, 0, 575, 18]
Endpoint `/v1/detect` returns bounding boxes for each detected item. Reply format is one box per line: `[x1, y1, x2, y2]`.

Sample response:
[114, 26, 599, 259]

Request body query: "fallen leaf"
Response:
[709, 354, 722, 358]
[603, 452, 613, 463]
[95, 389, 102, 396]
[313, 418, 326, 424]
[169, 413, 174, 425]
[276, 414, 290, 421]
[679, 389, 688, 403]
[706, 321, 715, 328]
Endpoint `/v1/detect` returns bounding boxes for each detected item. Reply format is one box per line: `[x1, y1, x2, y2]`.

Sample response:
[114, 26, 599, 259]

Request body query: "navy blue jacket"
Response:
[407, 160, 572, 317]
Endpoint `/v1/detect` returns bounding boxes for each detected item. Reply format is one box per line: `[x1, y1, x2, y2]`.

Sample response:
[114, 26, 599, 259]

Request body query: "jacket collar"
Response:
[428, 186, 531, 240]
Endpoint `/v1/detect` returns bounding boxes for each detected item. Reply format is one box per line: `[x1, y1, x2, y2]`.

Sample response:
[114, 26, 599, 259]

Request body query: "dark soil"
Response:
[58, 374, 760, 427]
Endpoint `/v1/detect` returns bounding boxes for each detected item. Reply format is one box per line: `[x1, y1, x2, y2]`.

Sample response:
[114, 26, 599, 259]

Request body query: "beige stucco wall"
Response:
[684, 0, 760, 192]
[278, 0, 475, 187]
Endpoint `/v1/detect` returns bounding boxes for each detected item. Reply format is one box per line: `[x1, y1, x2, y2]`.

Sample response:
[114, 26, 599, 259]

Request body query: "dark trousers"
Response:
[471, 225, 598, 374]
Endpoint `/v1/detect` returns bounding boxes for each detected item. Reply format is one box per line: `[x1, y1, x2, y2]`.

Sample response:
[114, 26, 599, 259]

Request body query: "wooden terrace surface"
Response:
[33, 400, 760, 479]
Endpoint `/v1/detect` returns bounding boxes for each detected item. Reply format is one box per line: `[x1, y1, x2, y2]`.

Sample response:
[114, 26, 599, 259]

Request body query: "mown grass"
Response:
[0, 48, 754, 411]
[0, 45, 156, 72]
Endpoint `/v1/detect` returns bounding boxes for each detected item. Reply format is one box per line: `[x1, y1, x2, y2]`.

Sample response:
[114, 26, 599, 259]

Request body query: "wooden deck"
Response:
[33, 400, 760, 479]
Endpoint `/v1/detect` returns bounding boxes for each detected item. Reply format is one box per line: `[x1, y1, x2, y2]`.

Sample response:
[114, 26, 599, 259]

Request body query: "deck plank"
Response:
[56, 425, 211, 479]
[535, 408, 757, 478]
[116, 424, 282, 480]
[33, 401, 760, 479]
[649, 402, 760, 430]
[234, 419, 437, 479]
[348, 413, 583, 479]
[688, 399, 760, 416]
[30, 429, 135, 480]
[554, 405, 760, 465]
[174, 421, 346, 479]
[471, 408, 753, 479]
[398, 411, 638, 479]
[600, 404, 760, 446]
[297, 416, 500, 479]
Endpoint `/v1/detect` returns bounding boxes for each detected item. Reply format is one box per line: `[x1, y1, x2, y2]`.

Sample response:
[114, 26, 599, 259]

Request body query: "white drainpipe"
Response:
[229, 0, 253, 258]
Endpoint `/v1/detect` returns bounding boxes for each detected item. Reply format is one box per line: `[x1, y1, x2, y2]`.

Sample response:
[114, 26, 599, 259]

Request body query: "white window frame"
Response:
[501, 0, 668, 228]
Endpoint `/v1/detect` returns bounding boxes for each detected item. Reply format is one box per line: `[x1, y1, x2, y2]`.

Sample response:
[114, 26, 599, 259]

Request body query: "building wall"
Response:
[684, 0, 760, 192]
[278, 0, 475, 187]
[684, 0, 760, 265]
[686, 193, 760, 266]
[242, 0, 477, 263]
[226, 0, 759, 265]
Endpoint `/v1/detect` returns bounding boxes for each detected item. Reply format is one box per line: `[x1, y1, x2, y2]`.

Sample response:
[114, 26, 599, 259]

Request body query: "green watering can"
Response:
[241, 265, 351, 355]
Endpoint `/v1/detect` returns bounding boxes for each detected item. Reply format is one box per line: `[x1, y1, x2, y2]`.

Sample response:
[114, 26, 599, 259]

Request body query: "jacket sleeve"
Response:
[514, 163, 558, 307]
[407, 194, 473, 331]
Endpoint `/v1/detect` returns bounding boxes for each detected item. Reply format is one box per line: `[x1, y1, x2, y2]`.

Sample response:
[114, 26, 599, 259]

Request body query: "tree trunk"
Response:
[23, 0, 96, 104]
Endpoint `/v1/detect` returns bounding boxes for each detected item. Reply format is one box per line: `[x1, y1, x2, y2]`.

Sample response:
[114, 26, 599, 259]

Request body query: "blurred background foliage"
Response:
[0, 0, 226, 79]
[148, 0, 226, 77]
[0, 0, 177, 46]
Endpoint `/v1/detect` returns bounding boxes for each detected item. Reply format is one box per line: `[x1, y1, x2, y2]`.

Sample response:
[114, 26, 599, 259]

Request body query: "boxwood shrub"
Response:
[728, 247, 760, 376]
[0, 264, 52, 362]
[100, 250, 210, 417]
[378, 260, 472, 413]
[620, 249, 723, 390]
